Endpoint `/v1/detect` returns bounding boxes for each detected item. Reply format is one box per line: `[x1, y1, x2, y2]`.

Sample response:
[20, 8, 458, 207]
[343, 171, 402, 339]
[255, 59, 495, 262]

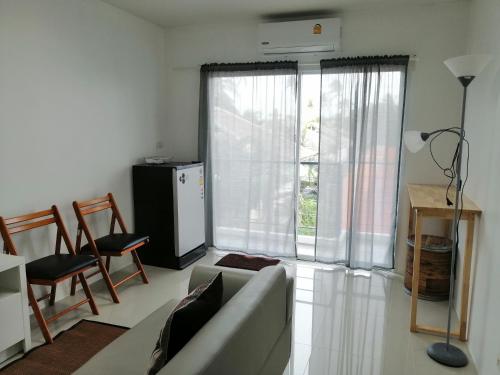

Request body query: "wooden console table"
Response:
[407, 184, 481, 341]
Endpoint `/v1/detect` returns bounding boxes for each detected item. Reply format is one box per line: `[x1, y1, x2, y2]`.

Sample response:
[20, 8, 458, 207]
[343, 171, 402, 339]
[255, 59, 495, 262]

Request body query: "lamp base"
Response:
[427, 342, 468, 367]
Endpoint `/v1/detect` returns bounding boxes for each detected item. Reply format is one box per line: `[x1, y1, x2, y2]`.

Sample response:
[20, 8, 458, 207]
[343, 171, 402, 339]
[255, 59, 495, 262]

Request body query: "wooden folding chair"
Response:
[0, 206, 99, 344]
[70, 193, 149, 303]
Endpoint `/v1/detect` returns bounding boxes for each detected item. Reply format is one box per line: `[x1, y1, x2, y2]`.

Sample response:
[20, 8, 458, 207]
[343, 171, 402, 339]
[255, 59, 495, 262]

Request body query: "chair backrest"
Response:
[0, 206, 75, 257]
[73, 193, 128, 235]
[72, 193, 129, 254]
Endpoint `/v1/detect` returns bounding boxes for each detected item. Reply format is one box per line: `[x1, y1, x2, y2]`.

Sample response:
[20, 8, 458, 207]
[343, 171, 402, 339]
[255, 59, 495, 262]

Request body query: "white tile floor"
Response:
[2, 249, 477, 375]
[283, 263, 476, 375]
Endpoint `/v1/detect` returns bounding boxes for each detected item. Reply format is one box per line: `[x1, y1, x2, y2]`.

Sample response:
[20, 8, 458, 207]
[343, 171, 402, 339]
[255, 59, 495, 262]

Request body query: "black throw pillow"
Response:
[148, 272, 223, 375]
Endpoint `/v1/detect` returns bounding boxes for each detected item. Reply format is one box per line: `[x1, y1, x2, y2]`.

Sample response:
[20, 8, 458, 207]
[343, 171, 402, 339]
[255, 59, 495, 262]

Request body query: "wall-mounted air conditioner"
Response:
[258, 18, 341, 55]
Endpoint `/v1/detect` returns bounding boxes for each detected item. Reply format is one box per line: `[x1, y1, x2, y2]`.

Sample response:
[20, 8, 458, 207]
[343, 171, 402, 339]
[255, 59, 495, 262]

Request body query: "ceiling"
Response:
[102, 0, 458, 28]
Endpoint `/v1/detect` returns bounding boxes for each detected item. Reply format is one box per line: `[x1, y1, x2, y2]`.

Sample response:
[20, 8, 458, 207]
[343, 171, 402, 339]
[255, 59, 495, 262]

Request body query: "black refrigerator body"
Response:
[132, 162, 206, 269]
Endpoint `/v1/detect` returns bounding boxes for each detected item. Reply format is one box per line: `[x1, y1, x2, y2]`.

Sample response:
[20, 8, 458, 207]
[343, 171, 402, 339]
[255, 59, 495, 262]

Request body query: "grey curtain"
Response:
[198, 67, 213, 245]
[198, 61, 298, 256]
[315, 56, 409, 269]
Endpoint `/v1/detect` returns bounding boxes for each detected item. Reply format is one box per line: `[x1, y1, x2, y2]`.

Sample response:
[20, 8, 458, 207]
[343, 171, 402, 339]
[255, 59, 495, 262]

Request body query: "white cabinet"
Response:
[0, 253, 31, 363]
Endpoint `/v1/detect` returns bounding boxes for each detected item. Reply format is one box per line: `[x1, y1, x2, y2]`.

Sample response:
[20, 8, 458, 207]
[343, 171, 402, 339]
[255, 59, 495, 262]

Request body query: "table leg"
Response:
[459, 217, 475, 341]
[408, 204, 414, 237]
[410, 211, 423, 332]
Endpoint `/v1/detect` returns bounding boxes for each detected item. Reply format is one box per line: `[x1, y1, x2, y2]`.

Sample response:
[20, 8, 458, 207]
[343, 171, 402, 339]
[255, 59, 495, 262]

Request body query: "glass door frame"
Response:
[296, 63, 321, 261]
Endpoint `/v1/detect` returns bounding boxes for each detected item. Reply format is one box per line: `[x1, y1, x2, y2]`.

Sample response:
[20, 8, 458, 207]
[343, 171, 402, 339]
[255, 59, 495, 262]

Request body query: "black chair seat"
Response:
[81, 233, 149, 254]
[26, 254, 97, 281]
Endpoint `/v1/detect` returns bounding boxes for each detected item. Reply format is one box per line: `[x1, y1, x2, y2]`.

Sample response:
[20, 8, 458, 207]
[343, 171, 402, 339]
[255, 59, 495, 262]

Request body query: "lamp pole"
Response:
[427, 76, 473, 367]
[446, 78, 470, 347]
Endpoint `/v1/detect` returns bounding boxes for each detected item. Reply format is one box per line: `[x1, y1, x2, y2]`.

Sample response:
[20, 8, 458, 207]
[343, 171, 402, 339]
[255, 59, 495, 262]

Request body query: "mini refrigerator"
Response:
[132, 162, 206, 269]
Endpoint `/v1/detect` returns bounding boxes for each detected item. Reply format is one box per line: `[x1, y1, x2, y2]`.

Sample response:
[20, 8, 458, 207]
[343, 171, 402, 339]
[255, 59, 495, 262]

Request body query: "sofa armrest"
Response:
[75, 299, 180, 375]
[163, 266, 288, 375]
[189, 265, 256, 304]
[285, 275, 294, 322]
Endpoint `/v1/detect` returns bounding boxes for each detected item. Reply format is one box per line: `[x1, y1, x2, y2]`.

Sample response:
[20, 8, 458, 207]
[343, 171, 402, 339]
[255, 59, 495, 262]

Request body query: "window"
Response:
[315, 60, 408, 268]
[206, 65, 298, 257]
[202, 58, 408, 269]
[297, 71, 321, 260]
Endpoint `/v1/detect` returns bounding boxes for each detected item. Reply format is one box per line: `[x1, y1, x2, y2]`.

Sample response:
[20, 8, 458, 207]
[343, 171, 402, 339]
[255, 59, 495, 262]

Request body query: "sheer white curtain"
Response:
[205, 64, 298, 257]
[316, 57, 408, 269]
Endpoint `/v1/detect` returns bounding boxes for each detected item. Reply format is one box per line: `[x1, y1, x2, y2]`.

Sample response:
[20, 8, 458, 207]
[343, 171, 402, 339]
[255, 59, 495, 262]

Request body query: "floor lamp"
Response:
[404, 54, 491, 367]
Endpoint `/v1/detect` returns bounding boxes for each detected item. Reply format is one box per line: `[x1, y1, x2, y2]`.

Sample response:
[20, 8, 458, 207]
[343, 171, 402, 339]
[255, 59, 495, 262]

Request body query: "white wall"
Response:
[0, 0, 165, 301]
[161, 1, 470, 273]
[463, 0, 500, 372]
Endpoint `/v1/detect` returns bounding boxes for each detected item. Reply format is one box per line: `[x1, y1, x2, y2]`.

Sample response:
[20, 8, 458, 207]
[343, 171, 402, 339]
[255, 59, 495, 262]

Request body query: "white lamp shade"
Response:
[404, 131, 427, 153]
[444, 54, 492, 78]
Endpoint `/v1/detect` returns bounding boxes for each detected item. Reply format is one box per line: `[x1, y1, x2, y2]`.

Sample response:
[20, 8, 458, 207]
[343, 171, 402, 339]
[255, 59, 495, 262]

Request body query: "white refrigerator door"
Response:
[173, 165, 205, 257]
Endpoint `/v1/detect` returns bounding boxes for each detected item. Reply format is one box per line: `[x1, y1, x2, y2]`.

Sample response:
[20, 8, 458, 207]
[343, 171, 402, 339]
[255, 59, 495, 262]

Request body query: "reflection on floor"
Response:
[284, 262, 476, 375]
[2, 249, 476, 375]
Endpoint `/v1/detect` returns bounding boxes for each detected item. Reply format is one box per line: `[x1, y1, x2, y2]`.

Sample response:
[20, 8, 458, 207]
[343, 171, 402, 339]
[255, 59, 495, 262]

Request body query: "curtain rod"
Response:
[299, 54, 418, 67]
[172, 54, 418, 71]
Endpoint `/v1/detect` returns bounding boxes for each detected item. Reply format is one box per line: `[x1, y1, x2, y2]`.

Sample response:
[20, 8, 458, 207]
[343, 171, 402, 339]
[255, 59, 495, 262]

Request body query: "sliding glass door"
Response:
[315, 57, 409, 269]
[200, 57, 408, 269]
[200, 63, 298, 257]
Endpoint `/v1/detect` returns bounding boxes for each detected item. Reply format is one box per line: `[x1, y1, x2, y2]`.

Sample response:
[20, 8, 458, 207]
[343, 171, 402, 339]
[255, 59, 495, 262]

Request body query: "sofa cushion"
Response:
[188, 265, 255, 305]
[148, 272, 223, 375]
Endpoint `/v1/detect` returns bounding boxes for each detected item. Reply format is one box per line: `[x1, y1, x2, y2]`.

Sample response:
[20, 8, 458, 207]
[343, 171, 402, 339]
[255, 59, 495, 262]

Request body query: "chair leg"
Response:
[70, 275, 77, 296]
[97, 257, 120, 304]
[132, 250, 149, 284]
[105, 256, 111, 272]
[49, 285, 56, 305]
[78, 272, 99, 315]
[27, 284, 53, 344]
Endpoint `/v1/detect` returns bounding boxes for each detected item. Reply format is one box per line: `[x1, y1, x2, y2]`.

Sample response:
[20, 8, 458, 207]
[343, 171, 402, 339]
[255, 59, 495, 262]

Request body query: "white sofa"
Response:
[76, 264, 294, 375]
